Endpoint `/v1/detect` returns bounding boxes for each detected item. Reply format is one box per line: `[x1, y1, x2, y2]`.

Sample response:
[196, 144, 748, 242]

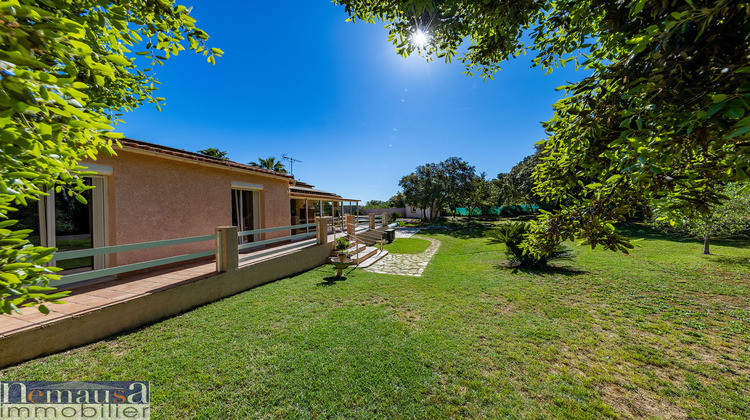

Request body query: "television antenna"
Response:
[281, 154, 302, 177]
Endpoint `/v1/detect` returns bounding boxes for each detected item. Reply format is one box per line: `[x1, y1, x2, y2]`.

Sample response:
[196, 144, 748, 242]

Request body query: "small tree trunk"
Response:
[703, 236, 710, 255]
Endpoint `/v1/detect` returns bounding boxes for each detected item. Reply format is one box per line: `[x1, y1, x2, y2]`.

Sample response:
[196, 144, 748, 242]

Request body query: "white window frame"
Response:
[231, 182, 262, 242]
[38, 173, 109, 270]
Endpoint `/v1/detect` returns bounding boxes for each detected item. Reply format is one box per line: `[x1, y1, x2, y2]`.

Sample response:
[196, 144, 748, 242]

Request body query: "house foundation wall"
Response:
[0, 242, 332, 369]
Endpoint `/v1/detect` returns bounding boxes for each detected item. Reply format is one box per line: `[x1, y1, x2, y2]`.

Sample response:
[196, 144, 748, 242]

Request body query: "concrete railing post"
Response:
[382, 212, 388, 227]
[369, 214, 375, 229]
[317, 217, 329, 245]
[216, 226, 238, 273]
[346, 215, 355, 236]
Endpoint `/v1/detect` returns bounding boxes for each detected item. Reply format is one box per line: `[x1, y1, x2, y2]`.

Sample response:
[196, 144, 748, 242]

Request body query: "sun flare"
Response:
[412, 30, 428, 48]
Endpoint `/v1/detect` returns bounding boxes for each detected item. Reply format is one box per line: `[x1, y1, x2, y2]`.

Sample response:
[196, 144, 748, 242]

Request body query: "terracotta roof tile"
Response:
[119, 138, 294, 180]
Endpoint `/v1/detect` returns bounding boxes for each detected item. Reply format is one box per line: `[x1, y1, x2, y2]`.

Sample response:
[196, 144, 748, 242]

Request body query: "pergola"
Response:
[288, 184, 360, 228]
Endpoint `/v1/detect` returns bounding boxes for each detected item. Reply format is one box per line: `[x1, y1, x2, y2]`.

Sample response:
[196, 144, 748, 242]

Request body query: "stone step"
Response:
[351, 246, 378, 265]
[348, 242, 367, 253]
[356, 249, 388, 268]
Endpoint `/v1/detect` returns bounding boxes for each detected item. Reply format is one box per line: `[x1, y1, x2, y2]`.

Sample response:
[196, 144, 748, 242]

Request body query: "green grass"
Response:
[56, 238, 93, 250]
[382, 237, 431, 254]
[2, 224, 750, 418]
[55, 238, 93, 270]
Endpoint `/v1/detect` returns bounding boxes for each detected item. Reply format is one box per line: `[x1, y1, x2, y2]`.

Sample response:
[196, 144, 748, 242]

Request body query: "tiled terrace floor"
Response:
[0, 236, 324, 339]
[0, 260, 216, 338]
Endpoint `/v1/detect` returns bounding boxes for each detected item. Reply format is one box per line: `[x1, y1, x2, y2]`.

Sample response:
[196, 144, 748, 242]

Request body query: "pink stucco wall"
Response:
[83, 149, 291, 267]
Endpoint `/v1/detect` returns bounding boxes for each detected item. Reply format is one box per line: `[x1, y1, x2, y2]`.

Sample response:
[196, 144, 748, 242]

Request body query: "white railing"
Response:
[52, 233, 219, 286]
[237, 223, 317, 263]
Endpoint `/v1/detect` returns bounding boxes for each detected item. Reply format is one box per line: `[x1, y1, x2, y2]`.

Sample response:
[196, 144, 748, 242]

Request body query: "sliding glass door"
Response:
[232, 189, 260, 243]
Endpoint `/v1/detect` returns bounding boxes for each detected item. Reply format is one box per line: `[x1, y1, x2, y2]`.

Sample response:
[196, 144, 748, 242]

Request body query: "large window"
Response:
[14, 175, 108, 273]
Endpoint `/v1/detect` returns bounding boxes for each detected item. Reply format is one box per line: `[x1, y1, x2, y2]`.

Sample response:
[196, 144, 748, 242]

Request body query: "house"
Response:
[20, 138, 356, 275]
[404, 205, 438, 220]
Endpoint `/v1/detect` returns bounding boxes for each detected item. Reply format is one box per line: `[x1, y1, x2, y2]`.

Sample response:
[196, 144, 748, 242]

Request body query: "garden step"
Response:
[351, 246, 378, 265]
[356, 249, 388, 268]
[348, 242, 368, 253]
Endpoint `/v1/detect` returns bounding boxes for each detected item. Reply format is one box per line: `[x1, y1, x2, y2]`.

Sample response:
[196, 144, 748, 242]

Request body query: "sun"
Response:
[412, 30, 428, 48]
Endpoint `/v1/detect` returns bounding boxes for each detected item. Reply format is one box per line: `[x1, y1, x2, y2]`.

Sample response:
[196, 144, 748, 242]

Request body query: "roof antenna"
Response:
[281, 154, 302, 177]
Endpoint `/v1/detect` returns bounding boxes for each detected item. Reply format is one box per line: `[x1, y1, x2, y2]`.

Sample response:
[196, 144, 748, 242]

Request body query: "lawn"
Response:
[382, 237, 431, 254]
[2, 224, 749, 418]
[55, 237, 93, 270]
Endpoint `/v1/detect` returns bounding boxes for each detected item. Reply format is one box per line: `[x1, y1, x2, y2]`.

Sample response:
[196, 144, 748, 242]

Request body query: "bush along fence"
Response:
[455, 205, 539, 217]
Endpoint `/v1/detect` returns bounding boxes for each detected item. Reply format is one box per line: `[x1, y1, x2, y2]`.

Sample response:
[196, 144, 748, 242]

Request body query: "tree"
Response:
[441, 157, 476, 216]
[363, 200, 387, 209]
[463, 173, 496, 222]
[198, 148, 229, 160]
[0, 1, 219, 314]
[651, 183, 750, 254]
[398, 157, 474, 220]
[492, 173, 521, 207]
[388, 192, 406, 208]
[250, 157, 287, 173]
[506, 145, 546, 206]
[335, 0, 750, 257]
[399, 167, 436, 220]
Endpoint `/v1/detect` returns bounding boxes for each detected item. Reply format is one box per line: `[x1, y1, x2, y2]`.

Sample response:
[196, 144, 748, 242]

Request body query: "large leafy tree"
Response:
[399, 163, 443, 219]
[388, 191, 406, 208]
[463, 172, 497, 221]
[250, 156, 287, 173]
[441, 156, 476, 216]
[399, 157, 474, 220]
[651, 183, 750, 254]
[503, 144, 547, 206]
[0, 0, 219, 314]
[335, 0, 750, 257]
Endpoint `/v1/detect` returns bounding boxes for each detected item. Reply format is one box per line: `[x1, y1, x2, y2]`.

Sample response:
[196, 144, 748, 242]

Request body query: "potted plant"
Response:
[337, 250, 351, 263]
[333, 237, 350, 259]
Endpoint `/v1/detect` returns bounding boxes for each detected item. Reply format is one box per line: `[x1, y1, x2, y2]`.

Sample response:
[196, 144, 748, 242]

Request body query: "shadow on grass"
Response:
[494, 263, 587, 277]
[618, 224, 750, 249]
[423, 226, 488, 240]
[316, 276, 347, 286]
[706, 255, 750, 269]
[316, 266, 359, 286]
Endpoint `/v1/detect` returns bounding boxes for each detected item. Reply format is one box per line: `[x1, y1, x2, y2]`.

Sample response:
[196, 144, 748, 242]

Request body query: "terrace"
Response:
[0, 214, 391, 368]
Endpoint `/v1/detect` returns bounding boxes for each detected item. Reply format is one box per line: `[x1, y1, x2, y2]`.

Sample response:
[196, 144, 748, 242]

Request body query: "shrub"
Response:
[334, 237, 350, 251]
[485, 222, 573, 268]
[389, 212, 401, 222]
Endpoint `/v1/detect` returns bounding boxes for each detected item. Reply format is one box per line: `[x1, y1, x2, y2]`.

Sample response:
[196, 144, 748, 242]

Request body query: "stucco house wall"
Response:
[83, 147, 292, 267]
[361, 208, 405, 220]
[404, 205, 435, 219]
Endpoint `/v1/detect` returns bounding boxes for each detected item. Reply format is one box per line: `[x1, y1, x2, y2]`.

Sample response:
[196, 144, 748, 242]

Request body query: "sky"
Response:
[119, 0, 585, 203]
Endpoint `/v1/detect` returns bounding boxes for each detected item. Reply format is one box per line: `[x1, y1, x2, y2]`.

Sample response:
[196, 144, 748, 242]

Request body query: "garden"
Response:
[1, 223, 748, 418]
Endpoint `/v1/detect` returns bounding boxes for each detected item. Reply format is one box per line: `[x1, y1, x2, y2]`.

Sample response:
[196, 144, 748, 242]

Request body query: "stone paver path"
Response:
[395, 227, 422, 238]
[363, 235, 440, 277]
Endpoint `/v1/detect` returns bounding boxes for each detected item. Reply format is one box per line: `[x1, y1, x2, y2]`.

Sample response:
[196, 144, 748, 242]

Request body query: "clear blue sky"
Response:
[120, 0, 585, 203]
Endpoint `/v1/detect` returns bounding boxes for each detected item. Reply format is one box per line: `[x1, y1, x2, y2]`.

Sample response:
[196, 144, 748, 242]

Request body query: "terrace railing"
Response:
[51, 218, 341, 287]
[237, 223, 317, 263]
[52, 233, 219, 286]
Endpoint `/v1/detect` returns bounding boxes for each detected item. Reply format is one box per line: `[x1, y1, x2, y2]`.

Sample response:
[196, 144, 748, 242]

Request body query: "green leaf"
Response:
[723, 106, 745, 119]
[712, 94, 728, 104]
[726, 125, 750, 139]
[106, 54, 132, 67]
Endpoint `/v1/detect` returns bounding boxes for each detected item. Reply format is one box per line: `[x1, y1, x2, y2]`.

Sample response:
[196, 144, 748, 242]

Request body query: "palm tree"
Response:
[197, 148, 229, 160]
[250, 157, 287, 173]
